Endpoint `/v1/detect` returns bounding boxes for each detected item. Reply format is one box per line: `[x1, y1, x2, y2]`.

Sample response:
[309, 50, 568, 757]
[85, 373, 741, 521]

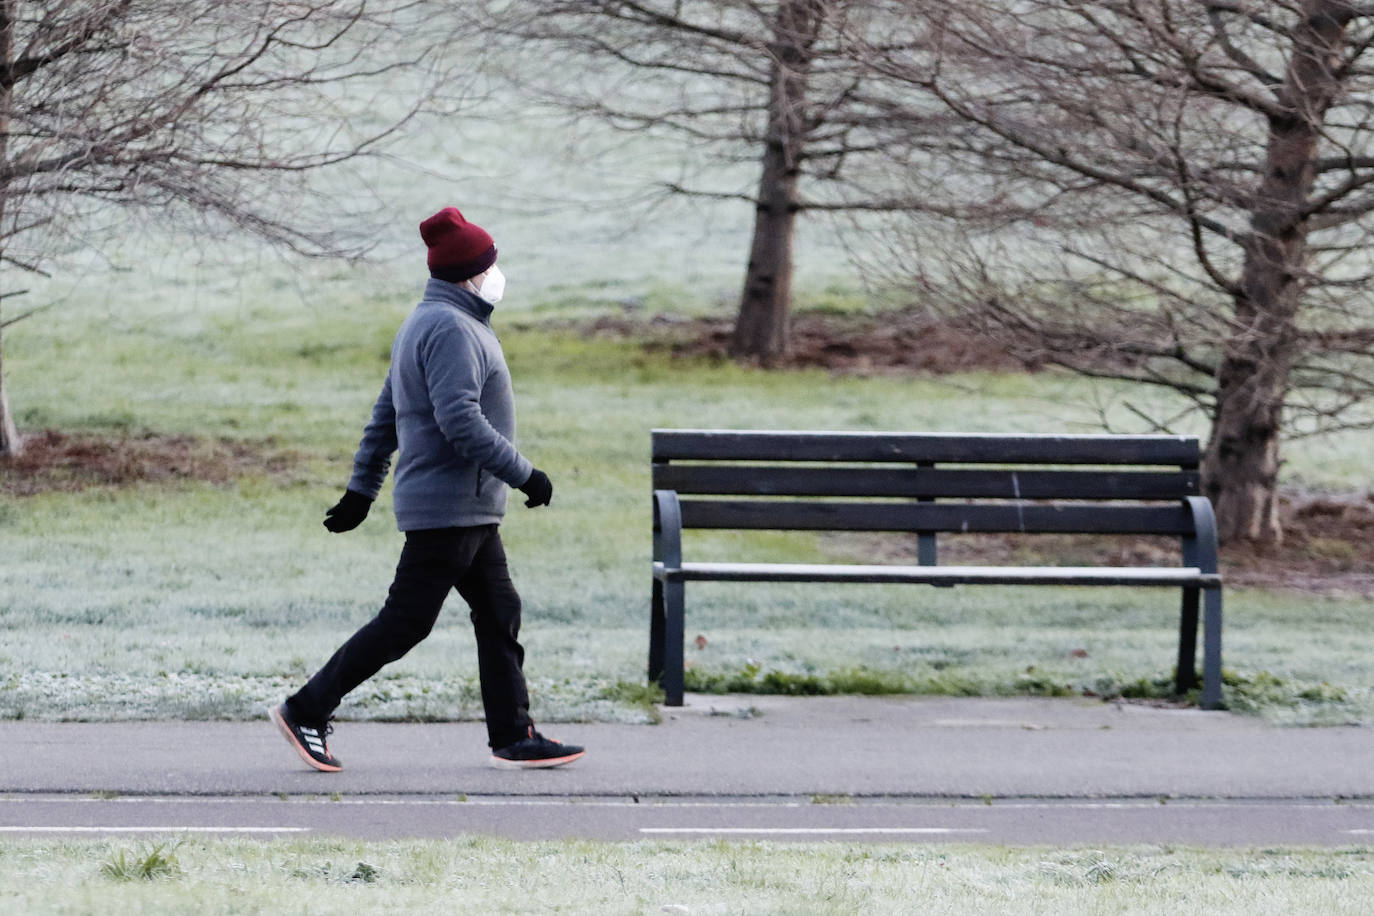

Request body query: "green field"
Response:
[2, 260, 1371, 725]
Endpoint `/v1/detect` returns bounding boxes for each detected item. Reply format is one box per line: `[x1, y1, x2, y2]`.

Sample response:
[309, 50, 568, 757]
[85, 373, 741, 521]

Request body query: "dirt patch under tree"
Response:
[0, 429, 302, 497]
[559, 307, 1031, 375]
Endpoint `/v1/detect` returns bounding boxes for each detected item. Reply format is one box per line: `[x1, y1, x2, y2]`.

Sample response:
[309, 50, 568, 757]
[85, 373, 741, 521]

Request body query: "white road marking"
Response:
[0, 826, 310, 834]
[0, 797, 806, 808]
[640, 827, 989, 835]
[5, 797, 1371, 810]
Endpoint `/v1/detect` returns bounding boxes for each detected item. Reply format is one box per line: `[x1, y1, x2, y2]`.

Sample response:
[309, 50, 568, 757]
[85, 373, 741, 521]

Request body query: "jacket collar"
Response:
[423, 277, 494, 322]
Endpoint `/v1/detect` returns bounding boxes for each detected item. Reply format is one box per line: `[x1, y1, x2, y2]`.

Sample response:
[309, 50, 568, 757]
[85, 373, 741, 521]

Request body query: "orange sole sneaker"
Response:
[269, 704, 342, 773]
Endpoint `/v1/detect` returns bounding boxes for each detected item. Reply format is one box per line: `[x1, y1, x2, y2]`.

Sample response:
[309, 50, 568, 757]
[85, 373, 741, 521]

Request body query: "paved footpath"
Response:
[1, 695, 1372, 844]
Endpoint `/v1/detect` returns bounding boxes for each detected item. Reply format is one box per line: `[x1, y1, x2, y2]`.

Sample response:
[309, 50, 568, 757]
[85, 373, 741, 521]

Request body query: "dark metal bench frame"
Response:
[649, 429, 1223, 709]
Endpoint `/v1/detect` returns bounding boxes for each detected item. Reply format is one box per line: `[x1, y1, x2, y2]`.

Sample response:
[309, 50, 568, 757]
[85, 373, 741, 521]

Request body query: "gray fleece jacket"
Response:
[346, 278, 534, 531]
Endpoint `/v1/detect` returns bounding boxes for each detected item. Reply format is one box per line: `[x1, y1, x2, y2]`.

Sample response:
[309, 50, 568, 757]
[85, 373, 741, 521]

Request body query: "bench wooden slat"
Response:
[677, 499, 1197, 535]
[653, 429, 1201, 466]
[654, 561, 1221, 587]
[654, 466, 1200, 500]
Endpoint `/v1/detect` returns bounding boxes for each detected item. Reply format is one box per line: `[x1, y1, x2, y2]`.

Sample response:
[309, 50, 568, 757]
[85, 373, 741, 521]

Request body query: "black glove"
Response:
[518, 468, 553, 508]
[323, 489, 373, 532]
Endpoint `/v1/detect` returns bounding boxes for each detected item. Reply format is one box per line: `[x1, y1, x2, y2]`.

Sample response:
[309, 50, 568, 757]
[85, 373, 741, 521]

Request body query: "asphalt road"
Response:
[2, 695, 1371, 845]
[2, 794, 1373, 846]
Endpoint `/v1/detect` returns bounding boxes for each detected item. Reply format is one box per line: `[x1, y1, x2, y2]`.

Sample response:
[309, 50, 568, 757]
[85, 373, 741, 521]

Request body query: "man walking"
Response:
[271, 206, 584, 771]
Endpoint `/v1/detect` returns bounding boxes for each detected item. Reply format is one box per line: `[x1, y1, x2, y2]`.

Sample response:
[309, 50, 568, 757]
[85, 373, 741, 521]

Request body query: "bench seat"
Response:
[654, 561, 1221, 588]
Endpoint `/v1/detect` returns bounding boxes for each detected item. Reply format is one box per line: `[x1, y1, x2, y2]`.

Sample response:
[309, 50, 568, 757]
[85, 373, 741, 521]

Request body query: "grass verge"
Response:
[0, 837, 1371, 915]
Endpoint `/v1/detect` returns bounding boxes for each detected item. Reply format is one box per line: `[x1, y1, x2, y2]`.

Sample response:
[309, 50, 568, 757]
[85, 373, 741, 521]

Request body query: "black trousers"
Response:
[287, 525, 533, 749]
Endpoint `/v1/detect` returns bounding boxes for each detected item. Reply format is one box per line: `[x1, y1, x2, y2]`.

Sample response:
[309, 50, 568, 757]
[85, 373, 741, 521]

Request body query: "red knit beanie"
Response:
[420, 207, 497, 281]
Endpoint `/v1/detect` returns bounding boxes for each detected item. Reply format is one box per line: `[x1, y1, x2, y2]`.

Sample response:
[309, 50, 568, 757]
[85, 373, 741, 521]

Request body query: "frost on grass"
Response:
[0, 672, 659, 724]
[2, 839, 1374, 915]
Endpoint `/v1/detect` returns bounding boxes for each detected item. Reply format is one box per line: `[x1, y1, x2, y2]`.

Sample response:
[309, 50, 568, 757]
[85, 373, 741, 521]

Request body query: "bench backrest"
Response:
[652, 429, 1204, 536]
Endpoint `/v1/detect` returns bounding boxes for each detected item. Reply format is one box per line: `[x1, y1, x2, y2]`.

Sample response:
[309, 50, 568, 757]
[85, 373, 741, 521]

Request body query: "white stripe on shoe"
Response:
[269, 705, 342, 773]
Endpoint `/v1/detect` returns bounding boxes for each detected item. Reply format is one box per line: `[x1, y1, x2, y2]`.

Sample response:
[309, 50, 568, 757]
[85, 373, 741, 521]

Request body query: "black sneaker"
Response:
[490, 727, 585, 769]
[270, 703, 342, 772]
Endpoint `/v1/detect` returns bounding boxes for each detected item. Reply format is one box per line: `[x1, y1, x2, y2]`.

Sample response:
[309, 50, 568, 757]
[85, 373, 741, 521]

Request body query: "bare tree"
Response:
[480, 0, 918, 364]
[0, 0, 471, 457]
[860, 0, 1374, 544]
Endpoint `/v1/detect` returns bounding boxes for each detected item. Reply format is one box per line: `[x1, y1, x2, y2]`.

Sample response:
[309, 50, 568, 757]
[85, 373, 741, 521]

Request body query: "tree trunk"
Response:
[0, 327, 19, 459]
[733, 126, 802, 364]
[0, 1, 17, 459]
[1202, 0, 1351, 543]
[731, 0, 825, 365]
[1203, 318, 1289, 544]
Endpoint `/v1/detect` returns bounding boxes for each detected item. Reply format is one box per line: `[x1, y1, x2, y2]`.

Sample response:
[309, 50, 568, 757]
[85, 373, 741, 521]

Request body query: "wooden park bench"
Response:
[649, 429, 1222, 709]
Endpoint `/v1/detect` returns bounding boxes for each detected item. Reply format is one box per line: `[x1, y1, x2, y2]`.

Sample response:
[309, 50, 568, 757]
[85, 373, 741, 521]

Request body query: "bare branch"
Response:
[1206, 5, 1283, 89]
[0, 301, 53, 329]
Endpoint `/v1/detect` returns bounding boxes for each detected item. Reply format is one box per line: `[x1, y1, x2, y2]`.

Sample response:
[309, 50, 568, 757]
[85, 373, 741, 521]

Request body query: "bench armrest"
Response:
[1182, 495, 1220, 576]
[653, 489, 683, 568]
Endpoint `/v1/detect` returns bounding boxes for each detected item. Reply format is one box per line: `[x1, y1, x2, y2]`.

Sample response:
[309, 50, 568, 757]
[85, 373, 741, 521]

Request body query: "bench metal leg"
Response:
[1175, 587, 1200, 693]
[648, 579, 666, 686]
[661, 581, 686, 706]
[917, 532, 937, 566]
[1201, 585, 1223, 710]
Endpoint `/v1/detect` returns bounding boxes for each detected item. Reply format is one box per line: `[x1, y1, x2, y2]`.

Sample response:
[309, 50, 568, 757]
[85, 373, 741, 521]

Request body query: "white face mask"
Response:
[470, 264, 505, 305]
